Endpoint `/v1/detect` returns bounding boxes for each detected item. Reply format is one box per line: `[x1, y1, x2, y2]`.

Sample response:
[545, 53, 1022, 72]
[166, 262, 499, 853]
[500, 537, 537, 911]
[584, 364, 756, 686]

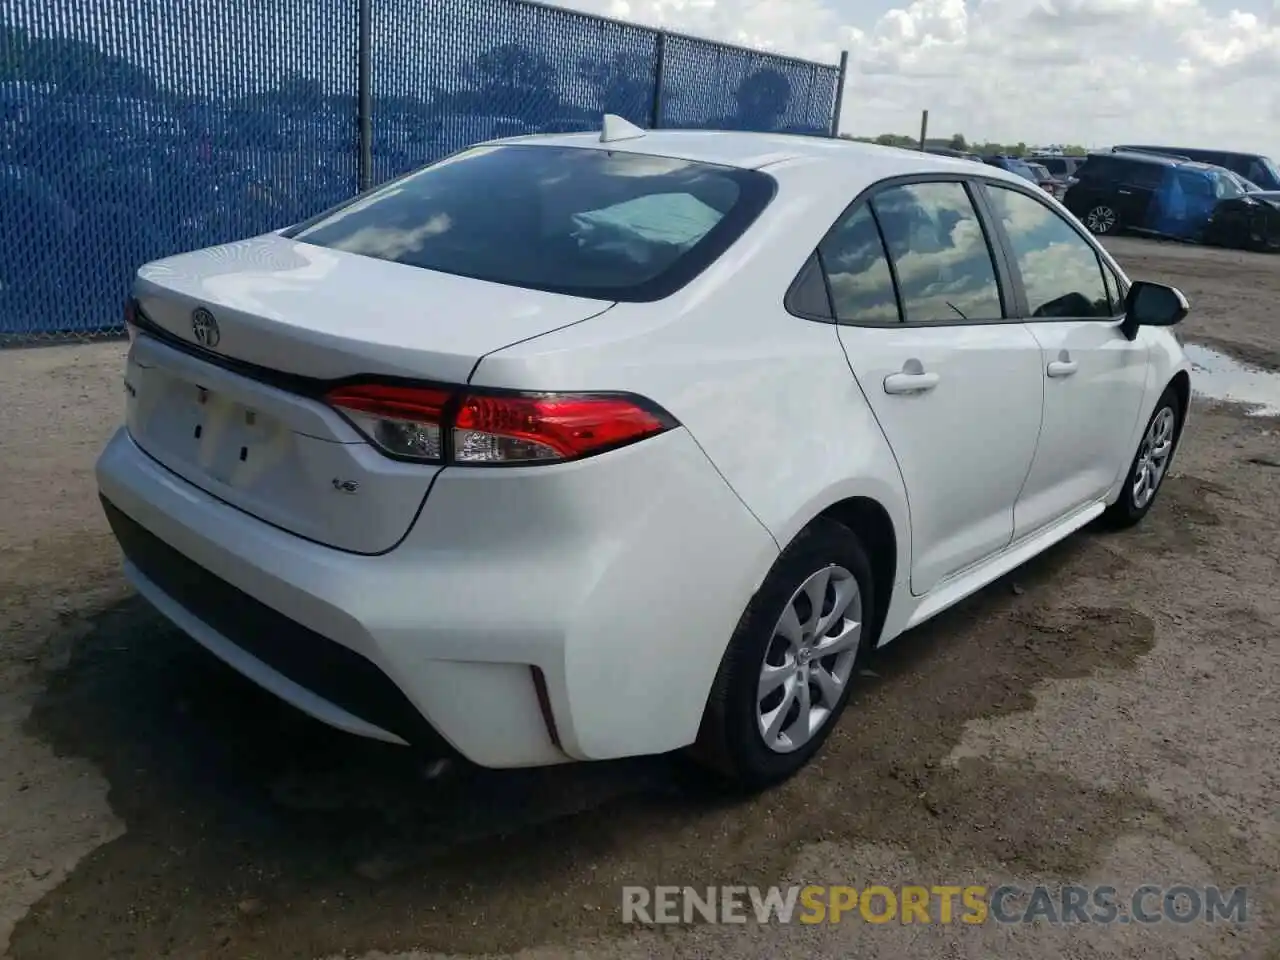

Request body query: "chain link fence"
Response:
[1, 0, 845, 344]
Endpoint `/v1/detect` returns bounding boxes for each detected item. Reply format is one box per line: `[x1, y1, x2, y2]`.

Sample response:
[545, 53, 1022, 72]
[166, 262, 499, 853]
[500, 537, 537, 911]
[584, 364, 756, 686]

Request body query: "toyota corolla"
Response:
[96, 119, 1192, 788]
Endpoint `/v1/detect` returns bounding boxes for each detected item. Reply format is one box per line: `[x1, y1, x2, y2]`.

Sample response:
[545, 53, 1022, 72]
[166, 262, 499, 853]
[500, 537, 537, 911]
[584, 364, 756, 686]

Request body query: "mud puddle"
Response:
[1185, 343, 1280, 415]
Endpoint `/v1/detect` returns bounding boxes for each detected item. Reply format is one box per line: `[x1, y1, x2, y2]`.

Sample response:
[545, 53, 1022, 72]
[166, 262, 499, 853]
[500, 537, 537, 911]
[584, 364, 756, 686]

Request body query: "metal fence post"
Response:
[829, 50, 848, 137]
[649, 31, 667, 129]
[357, 0, 374, 192]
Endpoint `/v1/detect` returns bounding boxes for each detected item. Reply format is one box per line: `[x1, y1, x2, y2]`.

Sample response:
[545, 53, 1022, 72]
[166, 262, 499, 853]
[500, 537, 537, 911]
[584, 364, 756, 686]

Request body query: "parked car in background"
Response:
[1024, 160, 1064, 200]
[1223, 171, 1262, 194]
[981, 155, 1040, 184]
[1064, 149, 1271, 249]
[1110, 145, 1280, 191]
[1031, 154, 1085, 184]
[96, 122, 1194, 789]
[1203, 185, 1280, 251]
[923, 146, 982, 162]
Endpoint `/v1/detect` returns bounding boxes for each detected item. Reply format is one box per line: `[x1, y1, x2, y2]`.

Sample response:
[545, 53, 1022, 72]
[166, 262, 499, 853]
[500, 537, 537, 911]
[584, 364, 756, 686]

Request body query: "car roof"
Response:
[487, 128, 1034, 191]
[1097, 150, 1219, 171]
[1117, 144, 1266, 160]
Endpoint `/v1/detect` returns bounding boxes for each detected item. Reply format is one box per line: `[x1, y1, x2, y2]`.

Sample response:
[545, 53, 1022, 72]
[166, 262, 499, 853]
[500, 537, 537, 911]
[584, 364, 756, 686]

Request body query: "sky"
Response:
[558, 0, 1280, 157]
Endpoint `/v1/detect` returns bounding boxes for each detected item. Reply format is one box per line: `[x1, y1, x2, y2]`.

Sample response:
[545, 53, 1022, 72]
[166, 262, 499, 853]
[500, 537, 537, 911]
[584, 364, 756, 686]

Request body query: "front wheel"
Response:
[1085, 203, 1120, 235]
[1102, 387, 1182, 528]
[690, 518, 874, 790]
[1246, 213, 1280, 252]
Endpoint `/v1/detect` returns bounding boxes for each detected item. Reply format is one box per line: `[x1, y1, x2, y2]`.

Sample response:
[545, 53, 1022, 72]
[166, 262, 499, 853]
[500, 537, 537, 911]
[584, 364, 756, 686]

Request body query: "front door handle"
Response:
[883, 371, 940, 395]
[1117, 189, 1133, 195]
[1047, 359, 1078, 378]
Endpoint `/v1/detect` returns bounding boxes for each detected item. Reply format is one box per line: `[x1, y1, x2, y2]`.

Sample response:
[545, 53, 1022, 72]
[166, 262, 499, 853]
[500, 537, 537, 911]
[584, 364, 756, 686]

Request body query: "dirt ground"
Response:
[1, 236, 1278, 960]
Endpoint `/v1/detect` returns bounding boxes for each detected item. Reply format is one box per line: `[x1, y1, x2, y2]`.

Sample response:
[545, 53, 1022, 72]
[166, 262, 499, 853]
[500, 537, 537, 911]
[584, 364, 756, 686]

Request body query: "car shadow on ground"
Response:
[13, 524, 1165, 960]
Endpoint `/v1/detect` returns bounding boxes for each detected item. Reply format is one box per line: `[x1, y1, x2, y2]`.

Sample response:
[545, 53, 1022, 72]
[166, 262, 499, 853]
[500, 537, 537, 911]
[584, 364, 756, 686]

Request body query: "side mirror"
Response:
[1120, 280, 1189, 340]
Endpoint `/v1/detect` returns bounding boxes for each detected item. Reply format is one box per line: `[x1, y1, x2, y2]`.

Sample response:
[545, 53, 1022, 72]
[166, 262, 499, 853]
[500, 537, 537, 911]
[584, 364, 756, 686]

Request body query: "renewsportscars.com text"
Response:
[621, 884, 1249, 925]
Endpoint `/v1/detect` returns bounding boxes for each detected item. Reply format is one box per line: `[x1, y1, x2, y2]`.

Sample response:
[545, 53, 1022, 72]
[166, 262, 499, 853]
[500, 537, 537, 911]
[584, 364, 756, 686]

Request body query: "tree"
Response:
[874, 133, 917, 148]
[732, 67, 791, 130]
[0, 25, 155, 96]
[577, 51, 652, 124]
[466, 42, 559, 120]
[948, 133, 967, 150]
[275, 73, 323, 110]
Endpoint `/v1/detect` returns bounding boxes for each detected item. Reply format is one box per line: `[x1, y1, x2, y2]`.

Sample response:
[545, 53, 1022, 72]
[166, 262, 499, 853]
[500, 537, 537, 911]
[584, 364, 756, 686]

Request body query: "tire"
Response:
[1246, 213, 1280, 253]
[690, 517, 875, 790]
[1085, 203, 1120, 236]
[1102, 386, 1182, 529]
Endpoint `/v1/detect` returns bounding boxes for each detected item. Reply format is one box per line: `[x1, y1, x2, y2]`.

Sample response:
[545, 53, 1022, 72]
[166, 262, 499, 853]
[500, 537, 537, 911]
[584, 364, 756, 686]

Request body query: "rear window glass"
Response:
[285, 144, 776, 302]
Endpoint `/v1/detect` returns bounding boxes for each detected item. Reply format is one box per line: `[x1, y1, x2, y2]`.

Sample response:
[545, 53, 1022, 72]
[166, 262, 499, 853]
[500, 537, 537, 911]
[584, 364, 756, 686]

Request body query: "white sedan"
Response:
[96, 117, 1192, 789]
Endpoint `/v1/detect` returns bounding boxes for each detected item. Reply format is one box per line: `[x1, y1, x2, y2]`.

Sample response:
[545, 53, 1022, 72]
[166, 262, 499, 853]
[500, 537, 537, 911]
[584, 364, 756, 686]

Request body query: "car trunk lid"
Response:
[125, 234, 614, 553]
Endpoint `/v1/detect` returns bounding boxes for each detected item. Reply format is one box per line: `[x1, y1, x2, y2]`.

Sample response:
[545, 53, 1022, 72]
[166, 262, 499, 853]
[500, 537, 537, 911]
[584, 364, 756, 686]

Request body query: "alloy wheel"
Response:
[1133, 405, 1175, 509]
[1086, 205, 1117, 234]
[757, 564, 862, 753]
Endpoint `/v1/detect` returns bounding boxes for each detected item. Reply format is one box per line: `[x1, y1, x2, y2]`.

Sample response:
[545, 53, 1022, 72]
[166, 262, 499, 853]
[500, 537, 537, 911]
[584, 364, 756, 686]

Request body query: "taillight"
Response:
[325, 383, 451, 461]
[324, 383, 676, 466]
[124, 297, 139, 344]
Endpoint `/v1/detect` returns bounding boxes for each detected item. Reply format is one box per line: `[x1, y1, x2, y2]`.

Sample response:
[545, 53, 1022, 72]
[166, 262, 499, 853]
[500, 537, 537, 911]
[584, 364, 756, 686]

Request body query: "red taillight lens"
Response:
[454, 393, 669, 463]
[324, 383, 674, 465]
[325, 383, 452, 461]
[124, 298, 139, 344]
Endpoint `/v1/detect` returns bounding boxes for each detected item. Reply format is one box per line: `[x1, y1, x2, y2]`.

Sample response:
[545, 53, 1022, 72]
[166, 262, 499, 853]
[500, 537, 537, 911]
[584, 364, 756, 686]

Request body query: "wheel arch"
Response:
[811, 495, 899, 649]
[1167, 368, 1191, 440]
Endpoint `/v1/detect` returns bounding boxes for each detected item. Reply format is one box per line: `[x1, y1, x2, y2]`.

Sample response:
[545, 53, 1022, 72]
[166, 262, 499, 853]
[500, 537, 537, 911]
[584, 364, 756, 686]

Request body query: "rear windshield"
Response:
[285, 144, 776, 302]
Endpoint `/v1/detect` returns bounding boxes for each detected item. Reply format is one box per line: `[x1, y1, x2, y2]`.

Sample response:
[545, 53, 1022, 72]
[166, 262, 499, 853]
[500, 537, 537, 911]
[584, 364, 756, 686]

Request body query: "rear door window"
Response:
[817, 205, 900, 324]
[870, 181, 1004, 324]
[285, 144, 776, 302]
[1174, 169, 1214, 198]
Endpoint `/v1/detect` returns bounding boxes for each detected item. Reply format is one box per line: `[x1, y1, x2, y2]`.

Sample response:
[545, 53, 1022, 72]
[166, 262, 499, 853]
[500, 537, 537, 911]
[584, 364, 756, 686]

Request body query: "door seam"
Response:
[1010, 322, 1050, 518]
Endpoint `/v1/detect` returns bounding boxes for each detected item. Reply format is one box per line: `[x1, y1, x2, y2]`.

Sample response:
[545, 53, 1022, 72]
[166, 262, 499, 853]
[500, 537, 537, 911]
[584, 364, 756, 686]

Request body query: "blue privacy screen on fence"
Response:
[1, 0, 843, 341]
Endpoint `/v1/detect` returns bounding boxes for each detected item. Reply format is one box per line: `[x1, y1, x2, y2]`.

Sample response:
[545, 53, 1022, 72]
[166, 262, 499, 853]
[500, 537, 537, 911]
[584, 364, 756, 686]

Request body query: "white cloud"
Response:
[558, 0, 1280, 160]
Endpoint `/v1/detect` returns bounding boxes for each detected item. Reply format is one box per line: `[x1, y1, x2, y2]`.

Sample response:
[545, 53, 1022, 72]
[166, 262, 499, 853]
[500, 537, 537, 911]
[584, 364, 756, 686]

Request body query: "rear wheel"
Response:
[690, 518, 874, 790]
[1085, 204, 1119, 235]
[1102, 386, 1181, 528]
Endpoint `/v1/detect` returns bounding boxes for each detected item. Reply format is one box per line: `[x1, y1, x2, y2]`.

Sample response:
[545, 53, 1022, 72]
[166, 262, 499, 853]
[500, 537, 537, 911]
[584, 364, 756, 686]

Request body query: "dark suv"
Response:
[1110, 145, 1280, 190]
[1064, 151, 1183, 235]
[1064, 150, 1257, 242]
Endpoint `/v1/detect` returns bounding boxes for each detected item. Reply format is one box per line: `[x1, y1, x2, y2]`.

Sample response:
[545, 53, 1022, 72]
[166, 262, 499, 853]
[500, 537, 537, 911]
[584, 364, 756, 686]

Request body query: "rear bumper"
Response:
[96, 426, 777, 768]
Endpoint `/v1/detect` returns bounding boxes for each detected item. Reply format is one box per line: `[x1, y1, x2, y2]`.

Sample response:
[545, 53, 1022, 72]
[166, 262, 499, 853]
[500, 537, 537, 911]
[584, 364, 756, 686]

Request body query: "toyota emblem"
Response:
[191, 308, 220, 348]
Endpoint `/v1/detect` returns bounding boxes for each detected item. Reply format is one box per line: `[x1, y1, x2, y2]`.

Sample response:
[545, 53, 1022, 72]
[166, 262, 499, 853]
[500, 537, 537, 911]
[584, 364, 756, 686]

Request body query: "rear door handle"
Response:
[1117, 189, 1133, 195]
[1046, 359, 1078, 378]
[883, 371, 940, 395]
